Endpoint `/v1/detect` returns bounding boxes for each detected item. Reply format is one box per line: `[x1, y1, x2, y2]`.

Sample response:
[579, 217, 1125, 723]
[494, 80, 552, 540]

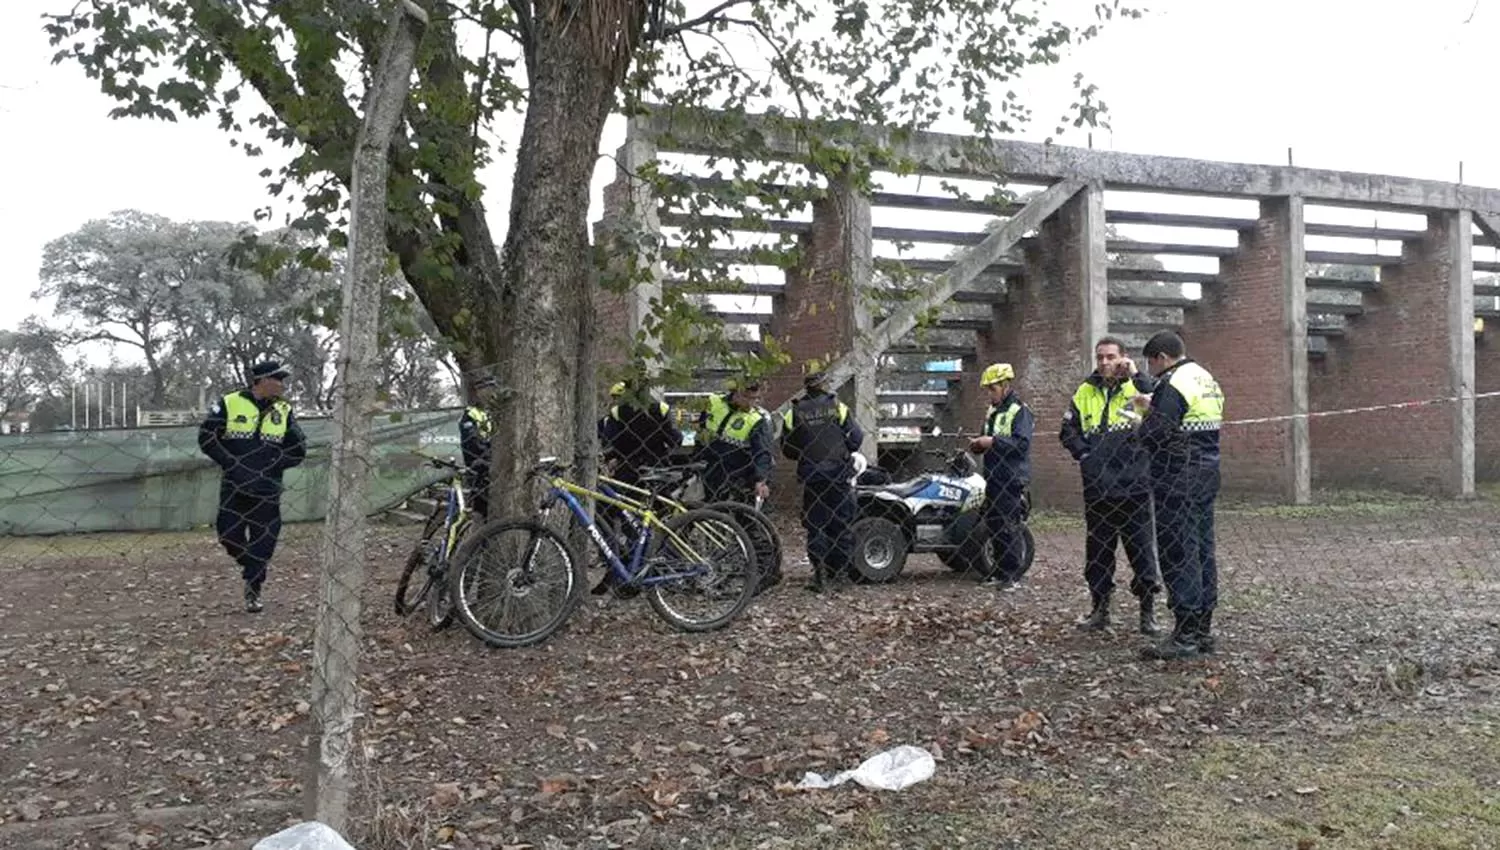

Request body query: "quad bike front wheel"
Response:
[848, 516, 909, 584]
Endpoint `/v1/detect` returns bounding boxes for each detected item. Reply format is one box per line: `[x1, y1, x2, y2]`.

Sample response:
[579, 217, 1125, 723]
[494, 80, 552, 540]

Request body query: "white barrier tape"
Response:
[1223, 389, 1500, 428]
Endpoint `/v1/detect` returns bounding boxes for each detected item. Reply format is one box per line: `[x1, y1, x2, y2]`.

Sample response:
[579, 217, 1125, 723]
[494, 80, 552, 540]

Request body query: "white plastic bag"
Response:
[795, 744, 936, 792]
[252, 821, 357, 850]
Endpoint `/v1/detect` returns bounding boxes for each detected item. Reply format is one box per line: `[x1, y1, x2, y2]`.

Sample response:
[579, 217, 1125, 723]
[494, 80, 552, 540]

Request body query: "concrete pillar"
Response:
[1309, 210, 1474, 497]
[592, 129, 663, 384]
[758, 178, 875, 510]
[1181, 196, 1310, 503]
[983, 184, 1109, 510]
[766, 177, 877, 458]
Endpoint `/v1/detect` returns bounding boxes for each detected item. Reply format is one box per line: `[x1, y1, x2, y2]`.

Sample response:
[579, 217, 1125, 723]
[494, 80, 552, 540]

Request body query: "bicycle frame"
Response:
[598, 474, 690, 515]
[437, 471, 470, 563]
[539, 475, 710, 587]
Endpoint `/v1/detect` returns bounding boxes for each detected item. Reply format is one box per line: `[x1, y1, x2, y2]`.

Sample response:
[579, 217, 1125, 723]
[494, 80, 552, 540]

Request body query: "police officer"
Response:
[966, 363, 1033, 590]
[780, 370, 865, 592]
[1059, 337, 1165, 635]
[601, 380, 683, 482]
[1132, 331, 1225, 660]
[697, 377, 774, 505]
[198, 360, 307, 613]
[459, 377, 498, 519]
[594, 380, 684, 597]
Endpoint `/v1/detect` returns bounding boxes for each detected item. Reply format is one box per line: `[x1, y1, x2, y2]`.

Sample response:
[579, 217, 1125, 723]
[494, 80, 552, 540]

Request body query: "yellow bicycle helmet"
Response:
[980, 362, 1015, 386]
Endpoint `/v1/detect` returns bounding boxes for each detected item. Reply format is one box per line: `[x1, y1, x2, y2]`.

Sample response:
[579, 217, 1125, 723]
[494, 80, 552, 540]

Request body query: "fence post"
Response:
[303, 0, 428, 833]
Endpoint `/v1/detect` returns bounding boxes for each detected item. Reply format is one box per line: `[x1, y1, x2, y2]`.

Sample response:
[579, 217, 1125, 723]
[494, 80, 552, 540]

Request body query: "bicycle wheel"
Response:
[642, 508, 759, 632]
[703, 501, 782, 591]
[394, 508, 444, 616]
[451, 519, 585, 649]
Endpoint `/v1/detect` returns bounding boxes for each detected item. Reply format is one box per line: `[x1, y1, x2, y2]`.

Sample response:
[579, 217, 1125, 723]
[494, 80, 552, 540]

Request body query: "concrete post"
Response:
[1446, 210, 1476, 497]
[593, 122, 664, 379]
[767, 176, 876, 459]
[1075, 182, 1111, 372]
[984, 186, 1111, 510]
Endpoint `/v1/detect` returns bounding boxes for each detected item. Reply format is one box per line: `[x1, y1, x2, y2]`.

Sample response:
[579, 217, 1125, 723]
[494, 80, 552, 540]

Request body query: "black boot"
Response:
[805, 563, 827, 593]
[244, 581, 264, 614]
[1076, 592, 1111, 632]
[1197, 609, 1215, 654]
[1138, 592, 1162, 636]
[756, 568, 783, 595]
[1140, 611, 1201, 661]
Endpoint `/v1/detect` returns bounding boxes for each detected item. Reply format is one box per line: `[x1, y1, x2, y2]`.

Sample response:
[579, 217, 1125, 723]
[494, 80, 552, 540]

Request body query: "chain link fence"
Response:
[2, 361, 1498, 847]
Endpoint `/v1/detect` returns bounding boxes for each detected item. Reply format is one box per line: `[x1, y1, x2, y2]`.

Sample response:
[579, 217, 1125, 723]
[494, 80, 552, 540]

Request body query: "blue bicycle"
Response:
[450, 457, 760, 648]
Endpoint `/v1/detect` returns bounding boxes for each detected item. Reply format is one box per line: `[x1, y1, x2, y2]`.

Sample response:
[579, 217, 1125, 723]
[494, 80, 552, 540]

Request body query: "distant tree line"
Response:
[2, 210, 458, 432]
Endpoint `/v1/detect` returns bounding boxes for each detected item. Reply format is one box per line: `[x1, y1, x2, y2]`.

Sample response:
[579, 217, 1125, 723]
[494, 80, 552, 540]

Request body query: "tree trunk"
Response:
[486, 20, 620, 520]
[303, 0, 427, 832]
[141, 343, 168, 407]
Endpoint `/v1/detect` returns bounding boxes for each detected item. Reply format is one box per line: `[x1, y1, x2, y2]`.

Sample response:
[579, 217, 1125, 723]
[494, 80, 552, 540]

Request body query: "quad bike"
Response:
[847, 449, 1035, 584]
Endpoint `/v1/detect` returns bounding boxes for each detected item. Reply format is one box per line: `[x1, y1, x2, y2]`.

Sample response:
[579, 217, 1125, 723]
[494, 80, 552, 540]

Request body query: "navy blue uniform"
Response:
[979, 391, 1034, 583]
[1060, 372, 1163, 600]
[697, 395, 774, 504]
[1137, 358, 1224, 624]
[198, 390, 307, 589]
[780, 391, 864, 581]
[459, 406, 492, 518]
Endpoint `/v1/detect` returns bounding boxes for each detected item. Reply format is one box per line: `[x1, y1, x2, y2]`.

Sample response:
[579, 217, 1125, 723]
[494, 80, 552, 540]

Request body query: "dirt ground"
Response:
[2, 494, 1499, 850]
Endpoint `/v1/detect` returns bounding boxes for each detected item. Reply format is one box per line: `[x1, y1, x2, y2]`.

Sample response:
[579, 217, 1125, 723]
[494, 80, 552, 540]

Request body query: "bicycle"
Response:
[450, 457, 760, 649]
[596, 461, 783, 591]
[393, 453, 473, 631]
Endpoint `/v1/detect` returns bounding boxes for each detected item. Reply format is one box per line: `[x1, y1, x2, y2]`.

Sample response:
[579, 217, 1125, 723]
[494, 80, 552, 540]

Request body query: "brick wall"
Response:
[983, 194, 1099, 511]
[765, 190, 865, 512]
[1474, 330, 1500, 482]
[1181, 197, 1304, 501]
[1308, 213, 1462, 494]
[593, 176, 639, 386]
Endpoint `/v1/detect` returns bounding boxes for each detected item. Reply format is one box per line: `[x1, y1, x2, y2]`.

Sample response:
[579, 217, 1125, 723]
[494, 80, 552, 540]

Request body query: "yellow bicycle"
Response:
[596, 461, 783, 593]
[450, 457, 761, 648]
[393, 453, 473, 630]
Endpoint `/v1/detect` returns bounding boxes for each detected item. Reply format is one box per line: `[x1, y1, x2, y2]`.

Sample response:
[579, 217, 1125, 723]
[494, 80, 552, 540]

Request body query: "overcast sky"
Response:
[3, 0, 1496, 343]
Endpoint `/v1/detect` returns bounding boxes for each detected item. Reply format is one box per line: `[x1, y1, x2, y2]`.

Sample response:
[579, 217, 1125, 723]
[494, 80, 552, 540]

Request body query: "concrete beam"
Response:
[1473, 211, 1500, 246]
[769, 179, 1083, 418]
[635, 108, 1500, 213]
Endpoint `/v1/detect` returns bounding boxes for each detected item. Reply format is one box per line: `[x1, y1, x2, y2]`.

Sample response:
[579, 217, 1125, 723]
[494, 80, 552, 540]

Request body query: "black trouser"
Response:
[981, 486, 1028, 582]
[801, 478, 856, 576]
[468, 470, 490, 521]
[216, 485, 283, 588]
[1083, 494, 1162, 599]
[1154, 489, 1218, 618]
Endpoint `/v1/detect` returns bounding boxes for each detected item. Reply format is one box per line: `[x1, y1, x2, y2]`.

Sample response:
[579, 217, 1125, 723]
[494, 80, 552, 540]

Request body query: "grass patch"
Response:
[1221, 489, 1462, 521]
[718, 713, 1500, 850]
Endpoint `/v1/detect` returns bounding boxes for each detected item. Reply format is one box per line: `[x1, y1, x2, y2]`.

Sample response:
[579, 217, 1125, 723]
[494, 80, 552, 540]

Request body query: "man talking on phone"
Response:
[1059, 337, 1164, 635]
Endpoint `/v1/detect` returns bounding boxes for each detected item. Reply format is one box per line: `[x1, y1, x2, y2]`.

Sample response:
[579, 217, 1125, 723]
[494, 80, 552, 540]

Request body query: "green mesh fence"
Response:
[0, 408, 467, 536]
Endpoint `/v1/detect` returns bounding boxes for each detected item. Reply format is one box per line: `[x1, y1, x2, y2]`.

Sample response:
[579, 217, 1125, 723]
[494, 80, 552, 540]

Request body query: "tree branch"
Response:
[648, 0, 754, 41]
[507, 0, 534, 46]
[725, 16, 810, 123]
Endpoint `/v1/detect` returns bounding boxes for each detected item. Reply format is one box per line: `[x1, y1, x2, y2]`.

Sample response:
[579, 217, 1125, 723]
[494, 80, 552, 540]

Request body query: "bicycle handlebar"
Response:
[410, 450, 462, 471]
